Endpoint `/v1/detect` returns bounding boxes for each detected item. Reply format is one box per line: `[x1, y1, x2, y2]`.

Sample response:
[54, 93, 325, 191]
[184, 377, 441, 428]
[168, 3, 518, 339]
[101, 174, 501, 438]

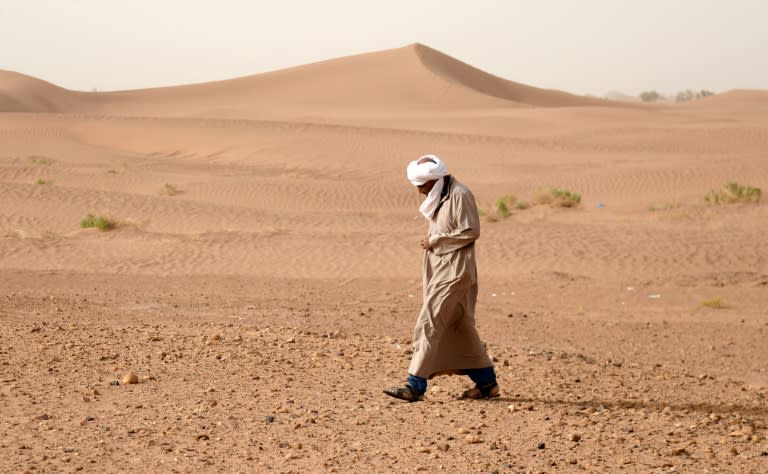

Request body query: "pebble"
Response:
[458, 427, 470, 434]
[265, 416, 275, 424]
[537, 442, 546, 449]
[569, 432, 581, 442]
[121, 372, 139, 385]
[465, 435, 482, 444]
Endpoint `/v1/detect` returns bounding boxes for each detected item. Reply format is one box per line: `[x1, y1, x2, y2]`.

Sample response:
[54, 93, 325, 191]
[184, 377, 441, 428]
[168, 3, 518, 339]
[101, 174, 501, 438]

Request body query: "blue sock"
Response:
[466, 366, 496, 387]
[406, 374, 427, 394]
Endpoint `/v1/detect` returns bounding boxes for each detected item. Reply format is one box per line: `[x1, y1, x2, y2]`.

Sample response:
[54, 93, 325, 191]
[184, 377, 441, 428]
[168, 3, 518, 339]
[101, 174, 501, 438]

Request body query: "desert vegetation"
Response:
[80, 213, 116, 231]
[28, 155, 55, 166]
[675, 89, 715, 102]
[535, 188, 582, 208]
[481, 188, 579, 221]
[639, 89, 715, 103]
[705, 182, 762, 205]
[648, 202, 681, 212]
[162, 183, 181, 196]
[701, 297, 724, 309]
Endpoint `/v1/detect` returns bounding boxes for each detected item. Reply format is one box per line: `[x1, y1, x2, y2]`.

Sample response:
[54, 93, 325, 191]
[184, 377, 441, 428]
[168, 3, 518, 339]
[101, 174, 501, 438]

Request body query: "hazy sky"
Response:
[2, 0, 767, 96]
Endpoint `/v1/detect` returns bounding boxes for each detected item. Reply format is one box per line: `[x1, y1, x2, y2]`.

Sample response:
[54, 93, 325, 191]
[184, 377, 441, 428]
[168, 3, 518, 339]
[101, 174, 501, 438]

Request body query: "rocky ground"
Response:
[1, 272, 767, 473]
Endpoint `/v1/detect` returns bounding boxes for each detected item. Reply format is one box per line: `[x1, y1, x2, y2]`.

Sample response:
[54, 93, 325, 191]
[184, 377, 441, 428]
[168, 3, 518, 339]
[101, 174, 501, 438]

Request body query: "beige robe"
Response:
[408, 176, 492, 379]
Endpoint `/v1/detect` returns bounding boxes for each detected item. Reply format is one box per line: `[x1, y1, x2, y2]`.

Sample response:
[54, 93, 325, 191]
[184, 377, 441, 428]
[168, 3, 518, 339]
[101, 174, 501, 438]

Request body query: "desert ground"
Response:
[1, 44, 767, 473]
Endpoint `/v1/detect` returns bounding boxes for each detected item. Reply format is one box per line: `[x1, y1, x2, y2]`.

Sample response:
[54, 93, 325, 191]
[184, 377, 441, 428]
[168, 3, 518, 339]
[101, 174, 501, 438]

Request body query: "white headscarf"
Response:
[407, 154, 447, 186]
[407, 154, 448, 220]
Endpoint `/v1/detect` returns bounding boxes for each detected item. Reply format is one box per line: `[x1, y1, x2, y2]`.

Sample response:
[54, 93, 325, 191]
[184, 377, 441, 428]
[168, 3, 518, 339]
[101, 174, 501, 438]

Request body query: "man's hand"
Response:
[420, 237, 432, 250]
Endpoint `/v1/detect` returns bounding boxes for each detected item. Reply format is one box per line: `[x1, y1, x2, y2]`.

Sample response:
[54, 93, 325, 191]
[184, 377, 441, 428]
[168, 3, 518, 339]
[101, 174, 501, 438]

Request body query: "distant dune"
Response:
[677, 89, 768, 117]
[0, 70, 88, 113]
[1, 43, 624, 119]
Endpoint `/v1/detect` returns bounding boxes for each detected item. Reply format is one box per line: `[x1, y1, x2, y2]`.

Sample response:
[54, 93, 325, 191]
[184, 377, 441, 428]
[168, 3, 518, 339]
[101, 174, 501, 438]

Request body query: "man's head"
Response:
[407, 155, 448, 195]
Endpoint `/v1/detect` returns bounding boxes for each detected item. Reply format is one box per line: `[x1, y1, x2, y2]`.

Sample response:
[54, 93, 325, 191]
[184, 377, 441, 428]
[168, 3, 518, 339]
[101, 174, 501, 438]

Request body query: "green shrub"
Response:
[163, 183, 180, 196]
[639, 90, 663, 102]
[537, 188, 582, 208]
[483, 194, 519, 221]
[495, 199, 511, 218]
[705, 182, 761, 205]
[80, 214, 115, 231]
[28, 156, 54, 166]
[701, 297, 724, 309]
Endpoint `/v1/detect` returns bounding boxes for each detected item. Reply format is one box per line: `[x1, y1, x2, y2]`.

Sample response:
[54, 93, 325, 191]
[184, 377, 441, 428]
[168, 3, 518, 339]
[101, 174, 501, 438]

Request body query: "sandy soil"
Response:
[1, 44, 767, 473]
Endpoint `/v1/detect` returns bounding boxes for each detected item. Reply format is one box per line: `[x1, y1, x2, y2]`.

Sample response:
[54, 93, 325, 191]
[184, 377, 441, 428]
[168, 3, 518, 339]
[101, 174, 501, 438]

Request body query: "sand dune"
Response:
[1, 44, 621, 119]
[2, 43, 767, 473]
[0, 70, 89, 113]
[679, 89, 768, 118]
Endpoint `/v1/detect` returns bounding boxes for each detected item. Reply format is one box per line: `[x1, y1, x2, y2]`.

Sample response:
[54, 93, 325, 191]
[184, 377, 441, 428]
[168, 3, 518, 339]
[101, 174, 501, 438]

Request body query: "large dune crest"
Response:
[410, 43, 610, 108]
[1, 44, 620, 118]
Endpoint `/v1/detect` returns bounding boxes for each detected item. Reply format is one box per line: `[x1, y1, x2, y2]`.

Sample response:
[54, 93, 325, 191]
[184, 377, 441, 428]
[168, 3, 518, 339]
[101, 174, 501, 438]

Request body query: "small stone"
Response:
[465, 435, 482, 444]
[537, 442, 546, 450]
[569, 432, 581, 442]
[121, 372, 139, 385]
[110, 380, 120, 386]
[265, 416, 275, 424]
[458, 427, 470, 434]
[92, 389, 101, 396]
[416, 446, 430, 453]
[507, 404, 516, 412]
[568, 458, 578, 465]
[437, 443, 449, 452]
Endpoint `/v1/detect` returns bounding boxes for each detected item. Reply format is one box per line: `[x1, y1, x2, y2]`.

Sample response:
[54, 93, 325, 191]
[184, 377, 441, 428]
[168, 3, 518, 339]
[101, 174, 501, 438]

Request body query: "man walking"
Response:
[384, 154, 499, 402]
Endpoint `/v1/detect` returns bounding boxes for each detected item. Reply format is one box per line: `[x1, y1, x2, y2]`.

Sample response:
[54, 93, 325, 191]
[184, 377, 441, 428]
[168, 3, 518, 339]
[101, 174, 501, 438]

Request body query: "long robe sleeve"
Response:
[427, 186, 480, 256]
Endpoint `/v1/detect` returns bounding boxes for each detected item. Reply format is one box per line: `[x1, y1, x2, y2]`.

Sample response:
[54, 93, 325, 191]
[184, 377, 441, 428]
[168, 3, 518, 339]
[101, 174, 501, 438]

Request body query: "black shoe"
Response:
[459, 382, 500, 399]
[383, 384, 424, 402]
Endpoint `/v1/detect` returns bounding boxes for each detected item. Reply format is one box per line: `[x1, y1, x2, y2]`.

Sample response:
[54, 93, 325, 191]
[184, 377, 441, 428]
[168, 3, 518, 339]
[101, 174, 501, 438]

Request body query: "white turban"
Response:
[407, 154, 449, 220]
[406, 154, 448, 187]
